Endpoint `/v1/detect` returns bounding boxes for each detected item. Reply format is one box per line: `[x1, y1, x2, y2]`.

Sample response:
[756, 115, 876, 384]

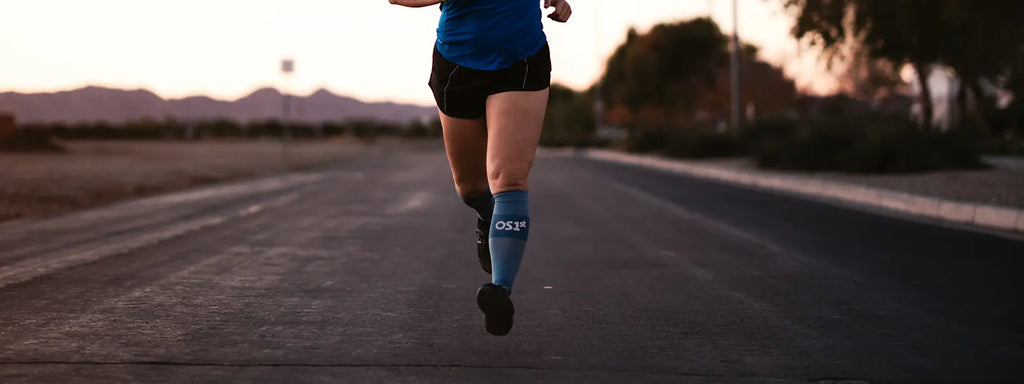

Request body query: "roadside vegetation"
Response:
[6, 118, 441, 144]
[0, 139, 385, 222]
[539, 2, 1024, 173]
[4, 2, 1023, 174]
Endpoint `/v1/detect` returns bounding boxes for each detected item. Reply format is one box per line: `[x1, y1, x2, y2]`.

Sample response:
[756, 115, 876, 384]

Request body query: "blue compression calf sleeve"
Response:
[489, 190, 530, 291]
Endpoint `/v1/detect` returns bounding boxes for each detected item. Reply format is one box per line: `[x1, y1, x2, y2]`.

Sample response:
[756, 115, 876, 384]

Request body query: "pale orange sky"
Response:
[0, 0, 836, 106]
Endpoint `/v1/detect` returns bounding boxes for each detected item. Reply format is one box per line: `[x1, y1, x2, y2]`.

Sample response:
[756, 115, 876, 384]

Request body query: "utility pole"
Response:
[730, 0, 741, 134]
[281, 58, 294, 133]
[280, 58, 294, 165]
[592, 0, 605, 146]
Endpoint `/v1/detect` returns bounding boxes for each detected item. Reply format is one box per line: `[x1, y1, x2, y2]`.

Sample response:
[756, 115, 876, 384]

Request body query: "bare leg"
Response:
[441, 110, 494, 274]
[439, 111, 489, 197]
[473, 88, 549, 336]
[485, 89, 549, 193]
[482, 88, 547, 288]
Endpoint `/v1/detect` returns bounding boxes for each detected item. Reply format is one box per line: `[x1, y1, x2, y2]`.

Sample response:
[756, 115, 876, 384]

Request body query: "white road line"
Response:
[0, 173, 323, 237]
[0, 192, 302, 288]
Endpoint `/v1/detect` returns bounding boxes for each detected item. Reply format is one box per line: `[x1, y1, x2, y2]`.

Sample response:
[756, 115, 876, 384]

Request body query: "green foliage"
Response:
[15, 118, 438, 142]
[0, 129, 66, 153]
[747, 118, 985, 173]
[626, 127, 737, 159]
[786, 0, 947, 69]
[600, 17, 798, 133]
[785, 0, 946, 129]
[663, 129, 738, 159]
[403, 119, 443, 138]
[625, 129, 667, 153]
[784, 0, 1024, 132]
[542, 84, 596, 147]
[602, 18, 728, 114]
[978, 137, 1024, 156]
[621, 115, 987, 172]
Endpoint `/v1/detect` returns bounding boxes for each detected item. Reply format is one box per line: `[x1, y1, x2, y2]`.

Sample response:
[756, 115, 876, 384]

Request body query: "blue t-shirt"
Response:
[436, 0, 547, 71]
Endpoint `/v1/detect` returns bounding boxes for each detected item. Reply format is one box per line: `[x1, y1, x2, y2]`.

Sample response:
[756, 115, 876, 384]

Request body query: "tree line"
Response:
[785, 0, 1024, 133]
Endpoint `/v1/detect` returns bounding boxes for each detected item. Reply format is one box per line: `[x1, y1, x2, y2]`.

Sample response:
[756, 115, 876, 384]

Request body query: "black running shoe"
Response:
[476, 283, 514, 336]
[476, 219, 492, 274]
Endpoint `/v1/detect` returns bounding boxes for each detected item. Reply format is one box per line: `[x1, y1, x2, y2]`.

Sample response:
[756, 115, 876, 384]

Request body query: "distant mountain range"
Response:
[0, 86, 437, 124]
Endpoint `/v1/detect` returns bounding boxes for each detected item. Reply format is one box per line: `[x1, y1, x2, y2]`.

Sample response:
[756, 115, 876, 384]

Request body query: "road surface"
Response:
[1, 145, 1022, 383]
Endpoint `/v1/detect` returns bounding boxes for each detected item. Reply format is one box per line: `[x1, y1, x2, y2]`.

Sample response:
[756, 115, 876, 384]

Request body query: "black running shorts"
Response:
[428, 43, 552, 119]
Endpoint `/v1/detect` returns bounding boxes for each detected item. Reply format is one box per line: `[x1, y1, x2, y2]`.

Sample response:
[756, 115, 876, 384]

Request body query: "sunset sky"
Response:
[0, 0, 835, 106]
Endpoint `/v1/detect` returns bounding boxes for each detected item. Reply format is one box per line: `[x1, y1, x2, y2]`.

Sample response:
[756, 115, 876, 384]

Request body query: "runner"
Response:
[389, 0, 572, 336]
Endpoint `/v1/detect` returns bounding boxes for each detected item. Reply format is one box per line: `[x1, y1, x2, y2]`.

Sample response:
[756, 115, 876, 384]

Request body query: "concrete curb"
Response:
[583, 149, 1024, 234]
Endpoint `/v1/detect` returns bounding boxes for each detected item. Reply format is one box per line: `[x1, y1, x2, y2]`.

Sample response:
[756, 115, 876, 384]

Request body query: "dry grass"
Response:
[0, 139, 362, 221]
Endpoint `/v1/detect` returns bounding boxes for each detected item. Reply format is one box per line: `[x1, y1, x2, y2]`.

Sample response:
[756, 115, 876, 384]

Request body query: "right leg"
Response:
[439, 111, 489, 199]
[440, 111, 494, 273]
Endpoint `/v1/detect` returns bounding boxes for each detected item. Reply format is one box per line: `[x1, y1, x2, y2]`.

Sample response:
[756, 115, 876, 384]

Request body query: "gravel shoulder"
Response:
[0, 139, 406, 221]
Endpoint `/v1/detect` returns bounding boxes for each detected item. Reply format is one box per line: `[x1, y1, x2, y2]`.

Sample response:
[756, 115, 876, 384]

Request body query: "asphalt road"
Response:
[1, 145, 1022, 383]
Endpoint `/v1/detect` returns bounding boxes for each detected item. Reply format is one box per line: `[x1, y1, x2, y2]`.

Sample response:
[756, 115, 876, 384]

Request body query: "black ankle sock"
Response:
[461, 192, 494, 222]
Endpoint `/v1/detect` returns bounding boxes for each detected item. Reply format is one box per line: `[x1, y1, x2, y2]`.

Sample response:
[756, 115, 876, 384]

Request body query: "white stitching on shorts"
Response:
[443, 65, 460, 112]
[522, 58, 530, 89]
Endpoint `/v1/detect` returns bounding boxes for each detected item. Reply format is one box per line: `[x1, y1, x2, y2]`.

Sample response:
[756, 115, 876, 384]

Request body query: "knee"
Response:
[488, 167, 529, 193]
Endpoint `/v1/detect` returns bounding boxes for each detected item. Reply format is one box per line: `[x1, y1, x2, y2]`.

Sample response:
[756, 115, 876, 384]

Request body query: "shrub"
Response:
[403, 119, 442, 138]
[0, 129, 66, 153]
[625, 129, 667, 153]
[662, 129, 738, 158]
[626, 126, 738, 158]
[746, 118, 986, 173]
[978, 137, 1024, 156]
[541, 84, 597, 148]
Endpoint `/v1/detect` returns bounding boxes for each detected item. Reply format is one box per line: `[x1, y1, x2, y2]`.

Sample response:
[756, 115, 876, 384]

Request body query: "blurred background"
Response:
[2, 0, 1023, 220]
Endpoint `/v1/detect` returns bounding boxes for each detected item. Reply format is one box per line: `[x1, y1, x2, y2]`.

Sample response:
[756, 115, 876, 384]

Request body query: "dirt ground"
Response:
[0, 139, 379, 221]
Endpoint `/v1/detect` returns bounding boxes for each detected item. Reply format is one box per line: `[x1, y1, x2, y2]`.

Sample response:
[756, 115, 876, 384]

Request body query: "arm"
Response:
[389, 0, 443, 7]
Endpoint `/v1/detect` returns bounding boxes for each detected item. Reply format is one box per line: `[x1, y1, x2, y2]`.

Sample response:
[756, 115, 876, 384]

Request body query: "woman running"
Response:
[389, 0, 572, 336]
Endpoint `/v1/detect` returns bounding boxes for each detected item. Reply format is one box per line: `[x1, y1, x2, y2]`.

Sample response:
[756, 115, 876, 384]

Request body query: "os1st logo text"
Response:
[495, 220, 528, 232]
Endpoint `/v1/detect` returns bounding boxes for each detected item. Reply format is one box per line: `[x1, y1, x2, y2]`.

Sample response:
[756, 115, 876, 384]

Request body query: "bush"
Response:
[403, 119, 442, 138]
[542, 84, 597, 147]
[0, 129, 66, 153]
[746, 118, 986, 173]
[978, 137, 1024, 156]
[18, 118, 421, 141]
[662, 129, 738, 158]
[625, 129, 667, 153]
[626, 127, 738, 158]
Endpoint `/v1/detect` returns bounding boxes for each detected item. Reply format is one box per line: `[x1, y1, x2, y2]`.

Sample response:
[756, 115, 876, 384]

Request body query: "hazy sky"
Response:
[0, 0, 834, 106]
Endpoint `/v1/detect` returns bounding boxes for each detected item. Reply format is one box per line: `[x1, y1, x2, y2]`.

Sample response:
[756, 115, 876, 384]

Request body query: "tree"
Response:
[601, 18, 729, 130]
[837, 45, 906, 104]
[600, 18, 796, 131]
[939, 0, 1024, 133]
[542, 84, 596, 147]
[786, 0, 1024, 133]
[784, 0, 948, 130]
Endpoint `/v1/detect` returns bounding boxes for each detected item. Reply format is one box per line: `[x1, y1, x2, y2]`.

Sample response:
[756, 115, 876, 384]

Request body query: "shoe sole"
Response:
[477, 250, 492, 274]
[477, 224, 492, 274]
[476, 286, 514, 336]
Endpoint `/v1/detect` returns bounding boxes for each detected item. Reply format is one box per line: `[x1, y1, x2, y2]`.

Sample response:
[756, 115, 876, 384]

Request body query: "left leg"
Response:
[475, 88, 547, 336]
[485, 88, 548, 290]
